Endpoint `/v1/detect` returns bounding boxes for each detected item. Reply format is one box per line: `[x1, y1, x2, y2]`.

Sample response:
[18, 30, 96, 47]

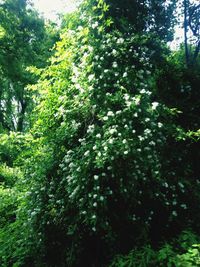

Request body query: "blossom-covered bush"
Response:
[18, 6, 200, 265]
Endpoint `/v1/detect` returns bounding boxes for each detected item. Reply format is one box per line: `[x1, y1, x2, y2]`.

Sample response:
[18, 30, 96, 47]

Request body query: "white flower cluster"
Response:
[91, 21, 98, 29]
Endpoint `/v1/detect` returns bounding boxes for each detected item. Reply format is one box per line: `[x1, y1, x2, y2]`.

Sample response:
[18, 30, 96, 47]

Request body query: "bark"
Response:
[184, 0, 190, 67]
[17, 100, 27, 132]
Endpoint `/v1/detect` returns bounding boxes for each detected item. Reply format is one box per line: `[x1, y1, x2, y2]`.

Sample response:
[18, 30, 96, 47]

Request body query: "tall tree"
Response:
[0, 0, 58, 132]
[81, 0, 177, 41]
[183, 0, 200, 66]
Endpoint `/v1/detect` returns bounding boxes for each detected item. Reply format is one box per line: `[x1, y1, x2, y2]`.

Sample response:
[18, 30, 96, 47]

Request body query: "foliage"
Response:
[0, 131, 38, 267]
[0, 0, 200, 267]
[110, 231, 200, 267]
[16, 1, 198, 266]
[0, 0, 58, 131]
[81, 0, 177, 41]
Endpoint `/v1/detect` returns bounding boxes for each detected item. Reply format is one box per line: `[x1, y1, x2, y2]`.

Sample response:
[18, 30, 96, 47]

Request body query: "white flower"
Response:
[126, 100, 131, 107]
[96, 133, 101, 138]
[124, 94, 130, 101]
[75, 83, 81, 90]
[124, 151, 128, 155]
[87, 125, 95, 133]
[88, 46, 93, 52]
[93, 202, 97, 207]
[104, 146, 108, 151]
[93, 145, 97, 150]
[158, 122, 163, 128]
[92, 21, 98, 29]
[112, 49, 117, 55]
[180, 204, 187, 209]
[92, 214, 96, 219]
[117, 38, 124, 44]
[138, 135, 144, 141]
[144, 129, 151, 135]
[84, 150, 90, 157]
[94, 175, 99, 180]
[112, 62, 118, 68]
[109, 139, 114, 144]
[164, 182, 169, 188]
[140, 89, 146, 94]
[106, 92, 111, 96]
[103, 116, 109, 121]
[93, 194, 97, 199]
[149, 141, 155, 146]
[69, 162, 75, 168]
[172, 210, 177, 217]
[123, 72, 128, 78]
[134, 97, 140, 105]
[88, 74, 95, 82]
[178, 182, 184, 188]
[122, 139, 127, 144]
[107, 111, 114, 117]
[109, 129, 116, 135]
[77, 26, 83, 31]
[31, 211, 36, 217]
[152, 102, 159, 110]
[172, 200, 177, 205]
[100, 196, 104, 201]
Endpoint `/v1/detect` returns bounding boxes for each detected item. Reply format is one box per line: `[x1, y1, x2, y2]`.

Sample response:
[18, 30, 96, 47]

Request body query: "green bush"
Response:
[110, 231, 200, 267]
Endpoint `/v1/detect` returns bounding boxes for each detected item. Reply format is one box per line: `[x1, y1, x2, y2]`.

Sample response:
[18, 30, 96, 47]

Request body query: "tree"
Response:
[0, 0, 58, 132]
[183, 0, 200, 66]
[81, 0, 177, 41]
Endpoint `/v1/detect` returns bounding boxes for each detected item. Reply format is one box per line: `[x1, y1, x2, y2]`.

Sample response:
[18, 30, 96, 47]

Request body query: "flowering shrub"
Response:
[22, 17, 199, 266]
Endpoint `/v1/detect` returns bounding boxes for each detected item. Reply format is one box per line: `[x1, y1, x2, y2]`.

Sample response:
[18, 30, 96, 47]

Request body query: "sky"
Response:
[33, 0, 78, 21]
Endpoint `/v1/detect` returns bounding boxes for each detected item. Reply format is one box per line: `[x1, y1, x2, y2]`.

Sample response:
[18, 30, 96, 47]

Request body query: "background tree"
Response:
[0, 0, 58, 132]
[183, 0, 200, 66]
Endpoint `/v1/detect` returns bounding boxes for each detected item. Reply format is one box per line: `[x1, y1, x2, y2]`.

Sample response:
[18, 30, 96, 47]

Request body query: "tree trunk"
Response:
[17, 100, 27, 132]
[184, 0, 190, 67]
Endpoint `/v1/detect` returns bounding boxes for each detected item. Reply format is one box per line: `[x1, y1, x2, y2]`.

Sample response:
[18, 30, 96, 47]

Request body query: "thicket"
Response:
[0, 0, 200, 266]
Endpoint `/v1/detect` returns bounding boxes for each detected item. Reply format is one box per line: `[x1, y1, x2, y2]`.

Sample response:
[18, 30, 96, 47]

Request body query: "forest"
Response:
[0, 0, 200, 266]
